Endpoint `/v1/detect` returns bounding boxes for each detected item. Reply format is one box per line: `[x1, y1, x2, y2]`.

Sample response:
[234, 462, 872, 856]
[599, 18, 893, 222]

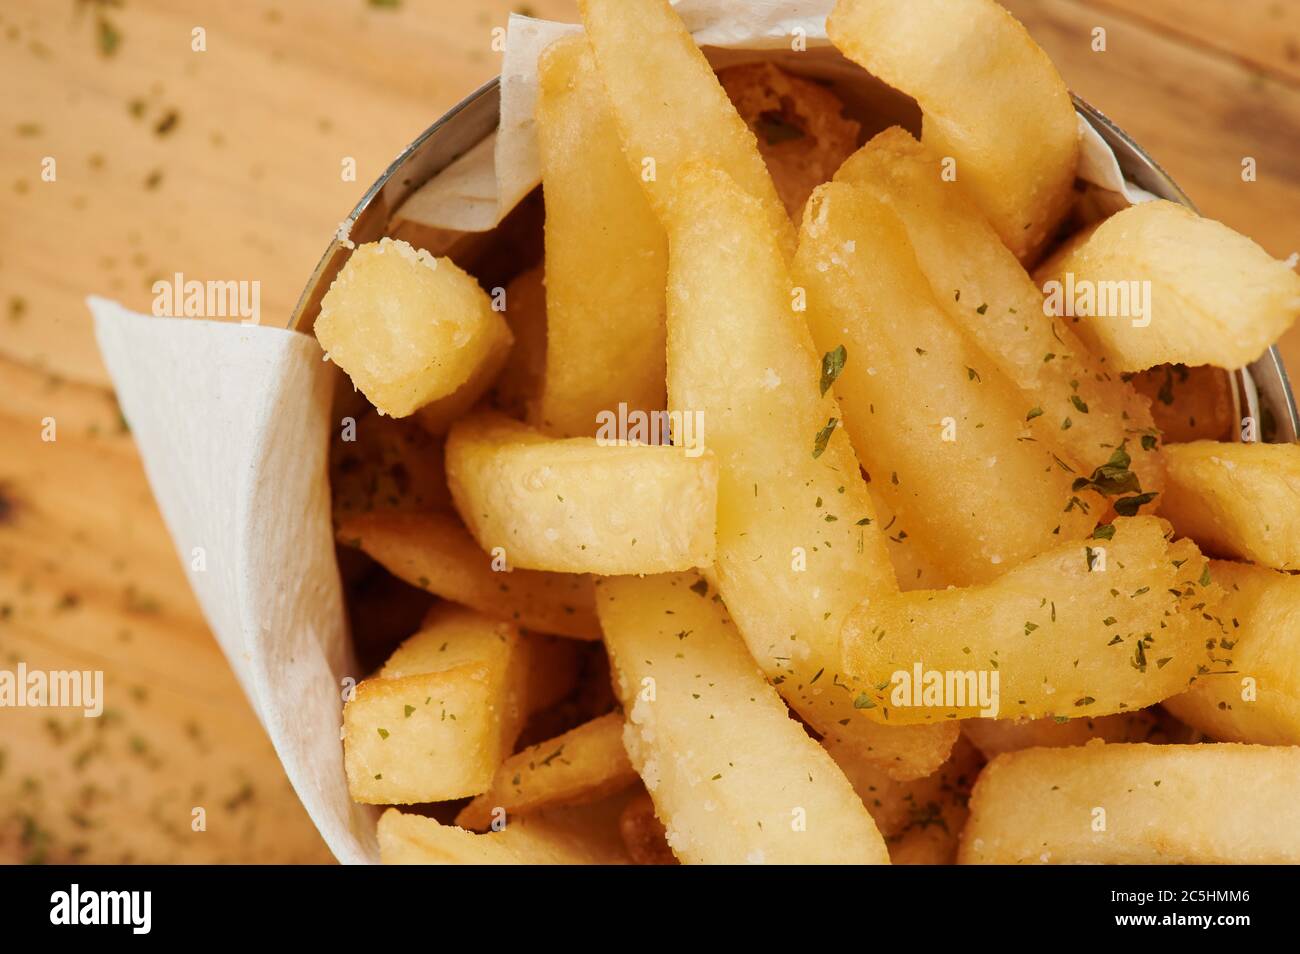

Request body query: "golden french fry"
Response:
[961, 709, 1181, 760]
[662, 161, 955, 778]
[960, 743, 1300, 864]
[597, 573, 891, 864]
[412, 331, 512, 436]
[718, 62, 862, 220]
[536, 36, 668, 438]
[842, 516, 1224, 723]
[1162, 560, 1300, 744]
[378, 804, 629, 864]
[1159, 440, 1300, 570]
[835, 127, 1164, 499]
[445, 411, 717, 574]
[455, 712, 637, 830]
[825, 734, 983, 865]
[316, 238, 513, 417]
[335, 509, 601, 640]
[827, 0, 1078, 263]
[343, 605, 527, 803]
[1035, 201, 1300, 372]
[794, 179, 1101, 585]
[578, 0, 795, 255]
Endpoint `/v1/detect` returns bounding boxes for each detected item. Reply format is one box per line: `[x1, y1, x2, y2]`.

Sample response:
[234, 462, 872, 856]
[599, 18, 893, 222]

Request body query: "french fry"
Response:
[794, 179, 1101, 585]
[960, 743, 1300, 864]
[1160, 440, 1300, 570]
[455, 712, 637, 830]
[662, 161, 955, 779]
[578, 0, 795, 256]
[335, 509, 601, 640]
[1127, 364, 1235, 444]
[597, 573, 891, 864]
[841, 516, 1225, 723]
[378, 804, 630, 864]
[961, 709, 1179, 760]
[343, 604, 528, 803]
[536, 36, 668, 438]
[825, 734, 983, 865]
[835, 127, 1164, 499]
[412, 330, 512, 436]
[718, 62, 862, 220]
[316, 238, 513, 417]
[445, 411, 718, 574]
[1162, 560, 1300, 745]
[827, 0, 1078, 263]
[1034, 200, 1300, 371]
[490, 265, 548, 423]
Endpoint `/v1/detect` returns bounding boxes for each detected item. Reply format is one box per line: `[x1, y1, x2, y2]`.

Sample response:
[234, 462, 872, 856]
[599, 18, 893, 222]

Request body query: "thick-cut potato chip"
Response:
[1160, 440, 1300, 570]
[490, 265, 548, 423]
[662, 161, 955, 778]
[1035, 201, 1300, 372]
[795, 180, 1101, 585]
[455, 712, 638, 830]
[335, 509, 600, 640]
[1163, 561, 1300, 745]
[378, 803, 629, 864]
[960, 743, 1300, 864]
[961, 709, 1184, 760]
[835, 127, 1164, 499]
[1127, 365, 1235, 444]
[445, 411, 718, 575]
[536, 36, 668, 438]
[826, 735, 983, 865]
[578, 0, 795, 256]
[718, 62, 862, 220]
[316, 238, 513, 417]
[827, 0, 1078, 263]
[842, 516, 1224, 723]
[598, 573, 891, 864]
[343, 605, 527, 803]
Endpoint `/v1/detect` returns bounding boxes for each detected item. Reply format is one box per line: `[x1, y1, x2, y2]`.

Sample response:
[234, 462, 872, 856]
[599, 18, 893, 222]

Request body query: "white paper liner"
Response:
[90, 1, 1163, 866]
[90, 298, 379, 864]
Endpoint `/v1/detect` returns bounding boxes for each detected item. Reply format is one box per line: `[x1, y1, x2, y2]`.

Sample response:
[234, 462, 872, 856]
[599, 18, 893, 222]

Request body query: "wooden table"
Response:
[1, 0, 1297, 863]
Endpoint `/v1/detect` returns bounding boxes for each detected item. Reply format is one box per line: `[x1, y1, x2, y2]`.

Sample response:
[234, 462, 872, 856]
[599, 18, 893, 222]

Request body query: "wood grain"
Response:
[0, 0, 1296, 863]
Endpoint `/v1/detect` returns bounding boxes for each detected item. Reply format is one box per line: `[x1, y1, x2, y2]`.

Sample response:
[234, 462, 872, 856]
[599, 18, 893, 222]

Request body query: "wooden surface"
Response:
[1, 0, 1297, 864]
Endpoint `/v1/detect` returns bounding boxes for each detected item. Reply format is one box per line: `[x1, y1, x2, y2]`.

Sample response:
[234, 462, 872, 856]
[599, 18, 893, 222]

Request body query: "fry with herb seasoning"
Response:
[662, 160, 956, 779]
[841, 516, 1225, 722]
[1162, 560, 1300, 745]
[598, 572, 891, 864]
[834, 127, 1164, 503]
[343, 605, 529, 804]
[795, 179, 1102, 585]
[455, 712, 638, 830]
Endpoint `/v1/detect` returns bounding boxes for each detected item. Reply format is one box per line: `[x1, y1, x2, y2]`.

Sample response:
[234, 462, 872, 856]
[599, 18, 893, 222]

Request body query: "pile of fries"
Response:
[315, 0, 1300, 864]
